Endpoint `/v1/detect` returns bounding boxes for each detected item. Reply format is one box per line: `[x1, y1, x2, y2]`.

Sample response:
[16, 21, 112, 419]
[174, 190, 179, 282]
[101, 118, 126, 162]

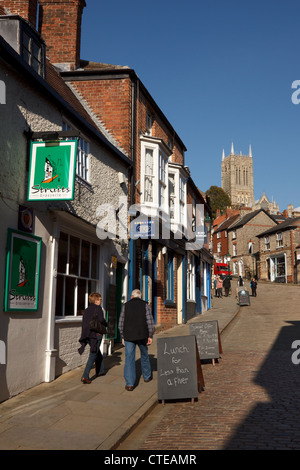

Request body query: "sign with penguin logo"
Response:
[27, 140, 77, 201]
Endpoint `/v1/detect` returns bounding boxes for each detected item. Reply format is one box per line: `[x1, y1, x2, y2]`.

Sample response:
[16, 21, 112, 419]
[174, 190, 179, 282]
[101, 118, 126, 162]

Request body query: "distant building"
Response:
[253, 192, 279, 214]
[257, 216, 300, 283]
[227, 209, 277, 278]
[221, 142, 255, 207]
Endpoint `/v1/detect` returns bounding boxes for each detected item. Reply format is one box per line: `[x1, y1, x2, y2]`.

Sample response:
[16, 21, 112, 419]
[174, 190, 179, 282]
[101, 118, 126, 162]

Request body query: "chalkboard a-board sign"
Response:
[190, 321, 222, 362]
[157, 335, 205, 403]
[238, 289, 250, 306]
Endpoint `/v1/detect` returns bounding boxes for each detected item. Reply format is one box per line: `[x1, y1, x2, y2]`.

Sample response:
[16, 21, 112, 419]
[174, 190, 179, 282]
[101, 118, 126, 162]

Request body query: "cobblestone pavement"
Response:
[124, 283, 300, 450]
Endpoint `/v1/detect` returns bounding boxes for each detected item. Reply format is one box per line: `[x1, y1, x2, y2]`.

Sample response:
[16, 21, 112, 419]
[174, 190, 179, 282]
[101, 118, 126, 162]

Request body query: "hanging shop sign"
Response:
[27, 140, 77, 201]
[131, 220, 156, 239]
[4, 229, 42, 311]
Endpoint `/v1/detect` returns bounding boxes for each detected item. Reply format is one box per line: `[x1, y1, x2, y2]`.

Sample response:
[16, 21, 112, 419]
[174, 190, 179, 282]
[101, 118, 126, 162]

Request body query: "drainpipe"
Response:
[128, 77, 137, 294]
[182, 254, 187, 323]
[45, 220, 58, 382]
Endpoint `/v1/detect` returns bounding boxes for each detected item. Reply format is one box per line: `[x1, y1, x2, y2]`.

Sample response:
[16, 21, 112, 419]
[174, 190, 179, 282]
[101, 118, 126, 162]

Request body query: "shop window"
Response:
[55, 232, 100, 316]
[164, 251, 174, 302]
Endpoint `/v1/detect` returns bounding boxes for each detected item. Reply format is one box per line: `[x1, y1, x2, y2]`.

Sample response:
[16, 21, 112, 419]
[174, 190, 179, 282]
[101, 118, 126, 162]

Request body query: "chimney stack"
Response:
[38, 0, 86, 70]
[0, 0, 38, 28]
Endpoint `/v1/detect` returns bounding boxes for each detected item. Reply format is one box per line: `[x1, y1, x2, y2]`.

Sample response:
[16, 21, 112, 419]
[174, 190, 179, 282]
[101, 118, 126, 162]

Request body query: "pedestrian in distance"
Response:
[217, 276, 223, 297]
[213, 275, 218, 297]
[223, 275, 231, 297]
[78, 292, 107, 384]
[118, 289, 155, 391]
[250, 278, 257, 297]
[236, 276, 244, 298]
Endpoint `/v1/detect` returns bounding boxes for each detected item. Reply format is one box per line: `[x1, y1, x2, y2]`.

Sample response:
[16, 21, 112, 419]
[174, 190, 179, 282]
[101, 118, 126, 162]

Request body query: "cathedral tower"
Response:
[221, 143, 255, 207]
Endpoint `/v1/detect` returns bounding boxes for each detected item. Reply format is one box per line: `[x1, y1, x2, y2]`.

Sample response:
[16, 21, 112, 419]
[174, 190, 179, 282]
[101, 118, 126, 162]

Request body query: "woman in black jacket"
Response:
[78, 292, 107, 383]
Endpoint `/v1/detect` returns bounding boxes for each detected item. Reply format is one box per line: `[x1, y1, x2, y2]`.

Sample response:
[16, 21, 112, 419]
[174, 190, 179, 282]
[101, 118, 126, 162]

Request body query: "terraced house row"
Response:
[0, 0, 213, 402]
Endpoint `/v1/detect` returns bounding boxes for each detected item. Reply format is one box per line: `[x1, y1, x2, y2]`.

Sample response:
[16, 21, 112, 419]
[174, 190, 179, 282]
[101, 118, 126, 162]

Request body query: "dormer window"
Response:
[0, 16, 45, 78]
[22, 30, 44, 76]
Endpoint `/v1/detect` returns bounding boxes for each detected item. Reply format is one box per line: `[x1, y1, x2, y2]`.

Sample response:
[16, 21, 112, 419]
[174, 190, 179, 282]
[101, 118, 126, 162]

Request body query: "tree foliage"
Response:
[206, 186, 232, 219]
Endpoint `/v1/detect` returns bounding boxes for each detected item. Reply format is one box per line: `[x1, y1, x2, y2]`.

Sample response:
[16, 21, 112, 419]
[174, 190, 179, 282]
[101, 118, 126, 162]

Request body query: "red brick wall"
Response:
[72, 77, 133, 155]
[213, 230, 229, 259]
[1, 0, 38, 26]
[38, 0, 85, 68]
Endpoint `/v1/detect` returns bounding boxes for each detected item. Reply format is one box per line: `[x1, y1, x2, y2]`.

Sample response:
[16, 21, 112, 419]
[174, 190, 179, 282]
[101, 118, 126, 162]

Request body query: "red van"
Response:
[214, 263, 231, 276]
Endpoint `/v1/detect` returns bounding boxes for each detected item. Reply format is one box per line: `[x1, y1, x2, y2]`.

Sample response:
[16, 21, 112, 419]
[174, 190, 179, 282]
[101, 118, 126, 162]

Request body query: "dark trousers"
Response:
[82, 336, 104, 379]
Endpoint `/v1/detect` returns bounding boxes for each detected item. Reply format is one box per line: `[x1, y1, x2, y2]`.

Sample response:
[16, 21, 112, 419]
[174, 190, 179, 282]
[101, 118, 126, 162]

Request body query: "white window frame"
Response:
[168, 172, 176, 221]
[55, 231, 100, 317]
[140, 136, 170, 214]
[63, 121, 90, 183]
[265, 236, 270, 251]
[187, 253, 196, 301]
[179, 174, 186, 228]
[276, 232, 283, 248]
[233, 244, 237, 256]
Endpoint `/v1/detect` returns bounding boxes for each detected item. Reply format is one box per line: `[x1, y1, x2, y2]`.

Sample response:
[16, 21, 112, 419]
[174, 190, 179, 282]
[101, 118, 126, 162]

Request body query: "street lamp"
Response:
[226, 251, 231, 278]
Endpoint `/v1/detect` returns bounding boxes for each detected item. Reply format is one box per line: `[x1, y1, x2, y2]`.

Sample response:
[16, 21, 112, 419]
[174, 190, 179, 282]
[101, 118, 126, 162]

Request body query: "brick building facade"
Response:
[257, 217, 300, 283]
[0, 1, 132, 400]
[33, 0, 213, 328]
[227, 209, 277, 278]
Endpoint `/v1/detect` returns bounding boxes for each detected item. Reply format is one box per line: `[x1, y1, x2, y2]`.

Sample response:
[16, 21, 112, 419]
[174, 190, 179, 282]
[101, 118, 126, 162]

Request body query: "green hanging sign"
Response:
[4, 229, 42, 311]
[27, 140, 77, 201]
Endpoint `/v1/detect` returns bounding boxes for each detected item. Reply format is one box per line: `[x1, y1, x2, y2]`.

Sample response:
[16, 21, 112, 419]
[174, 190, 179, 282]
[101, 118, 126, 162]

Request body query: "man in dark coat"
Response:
[223, 275, 231, 297]
[78, 292, 107, 383]
[118, 289, 155, 391]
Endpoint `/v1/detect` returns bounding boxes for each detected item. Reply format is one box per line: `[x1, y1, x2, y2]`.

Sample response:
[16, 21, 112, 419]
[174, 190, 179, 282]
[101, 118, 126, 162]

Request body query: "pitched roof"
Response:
[257, 216, 300, 237]
[61, 60, 187, 152]
[228, 209, 277, 230]
[214, 214, 240, 233]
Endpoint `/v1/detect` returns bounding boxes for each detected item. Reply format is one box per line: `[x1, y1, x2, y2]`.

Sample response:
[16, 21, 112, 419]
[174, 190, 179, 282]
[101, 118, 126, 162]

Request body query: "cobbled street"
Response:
[119, 282, 300, 450]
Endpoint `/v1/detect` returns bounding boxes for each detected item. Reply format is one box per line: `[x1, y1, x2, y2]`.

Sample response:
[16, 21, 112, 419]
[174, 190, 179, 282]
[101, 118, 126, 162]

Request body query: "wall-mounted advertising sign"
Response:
[4, 229, 42, 311]
[27, 140, 77, 201]
[131, 220, 156, 239]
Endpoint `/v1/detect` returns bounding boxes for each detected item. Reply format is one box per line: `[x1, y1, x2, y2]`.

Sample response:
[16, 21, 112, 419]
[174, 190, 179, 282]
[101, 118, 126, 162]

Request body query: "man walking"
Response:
[223, 275, 231, 297]
[118, 289, 155, 391]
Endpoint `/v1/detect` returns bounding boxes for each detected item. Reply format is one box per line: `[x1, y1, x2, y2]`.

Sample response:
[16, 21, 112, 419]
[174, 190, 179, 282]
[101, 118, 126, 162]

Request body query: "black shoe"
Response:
[144, 377, 152, 383]
[125, 385, 134, 391]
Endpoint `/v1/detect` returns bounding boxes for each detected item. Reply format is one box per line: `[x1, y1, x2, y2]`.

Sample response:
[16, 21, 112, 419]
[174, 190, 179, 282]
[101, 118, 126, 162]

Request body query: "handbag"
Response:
[89, 308, 107, 335]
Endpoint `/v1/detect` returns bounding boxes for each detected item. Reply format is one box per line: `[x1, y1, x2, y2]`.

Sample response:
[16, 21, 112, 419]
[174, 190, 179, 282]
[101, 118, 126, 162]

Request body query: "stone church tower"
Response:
[221, 143, 255, 207]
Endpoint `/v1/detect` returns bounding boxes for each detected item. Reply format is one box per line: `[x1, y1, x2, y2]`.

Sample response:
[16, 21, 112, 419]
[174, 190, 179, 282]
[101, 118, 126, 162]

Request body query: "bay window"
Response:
[140, 136, 170, 213]
[144, 148, 154, 202]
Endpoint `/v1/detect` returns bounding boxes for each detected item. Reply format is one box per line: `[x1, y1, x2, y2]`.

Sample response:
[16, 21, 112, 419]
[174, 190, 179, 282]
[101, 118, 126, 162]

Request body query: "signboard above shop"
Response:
[27, 140, 77, 201]
[131, 220, 156, 239]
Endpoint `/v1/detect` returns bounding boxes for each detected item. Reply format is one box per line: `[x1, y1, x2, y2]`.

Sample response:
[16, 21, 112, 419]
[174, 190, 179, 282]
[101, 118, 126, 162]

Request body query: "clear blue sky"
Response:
[81, 0, 300, 212]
